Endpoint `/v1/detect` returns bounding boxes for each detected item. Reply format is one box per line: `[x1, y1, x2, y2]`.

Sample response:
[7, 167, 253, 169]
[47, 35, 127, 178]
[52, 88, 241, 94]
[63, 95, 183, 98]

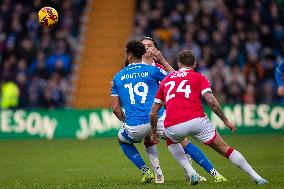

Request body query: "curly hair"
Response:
[126, 40, 146, 59]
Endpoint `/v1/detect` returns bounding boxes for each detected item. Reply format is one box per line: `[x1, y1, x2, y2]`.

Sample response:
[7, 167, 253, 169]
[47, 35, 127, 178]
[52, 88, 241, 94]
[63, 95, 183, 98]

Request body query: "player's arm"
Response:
[110, 79, 125, 122]
[150, 83, 165, 143]
[151, 48, 175, 73]
[275, 62, 284, 96]
[203, 92, 236, 132]
[150, 102, 162, 144]
[111, 96, 125, 123]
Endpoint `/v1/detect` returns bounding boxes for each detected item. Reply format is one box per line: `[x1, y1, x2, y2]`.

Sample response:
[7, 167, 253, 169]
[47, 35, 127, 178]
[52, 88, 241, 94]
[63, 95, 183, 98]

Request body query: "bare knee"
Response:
[209, 133, 231, 157]
[211, 143, 230, 156]
[180, 138, 189, 148]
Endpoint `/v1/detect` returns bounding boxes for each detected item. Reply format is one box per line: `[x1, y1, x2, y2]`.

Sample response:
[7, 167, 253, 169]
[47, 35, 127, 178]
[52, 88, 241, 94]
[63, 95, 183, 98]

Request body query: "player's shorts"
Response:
[118, 113, 166, 144]
[163, 116, 216, 145]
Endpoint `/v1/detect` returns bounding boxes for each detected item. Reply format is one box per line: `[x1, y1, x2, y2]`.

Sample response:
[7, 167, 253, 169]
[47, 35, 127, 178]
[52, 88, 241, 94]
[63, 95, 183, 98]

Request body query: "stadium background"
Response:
[0, 0, 283, 188]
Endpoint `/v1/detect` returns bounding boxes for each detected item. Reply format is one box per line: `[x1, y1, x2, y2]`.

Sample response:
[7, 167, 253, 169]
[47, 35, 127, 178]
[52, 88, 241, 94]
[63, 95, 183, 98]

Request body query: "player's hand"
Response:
[277, 86, 284, 96]
[151, 48, 165, 63]
[224, 120, 237, 133]
[150, 131, 160, 144]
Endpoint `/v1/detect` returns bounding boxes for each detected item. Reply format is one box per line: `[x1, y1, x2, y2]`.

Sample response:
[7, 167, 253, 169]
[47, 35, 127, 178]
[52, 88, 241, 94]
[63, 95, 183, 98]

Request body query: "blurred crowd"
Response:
[131, 0, 284, 104]
[0, 0, 86, 108]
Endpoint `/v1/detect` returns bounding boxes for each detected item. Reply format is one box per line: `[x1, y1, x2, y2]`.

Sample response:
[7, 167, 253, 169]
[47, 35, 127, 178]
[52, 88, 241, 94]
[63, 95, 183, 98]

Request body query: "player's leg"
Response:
[118, 125, 154, 183]
[154, 113, 199, 183]
[144, 115, 165, 183]
[164, 123, 209, 185]
[208, 132, 268, 184]
[166, 137, 200, 185]
[180, 138, 223, 180]
[165, 117, 227, 182]
[144, 136, 164, 183]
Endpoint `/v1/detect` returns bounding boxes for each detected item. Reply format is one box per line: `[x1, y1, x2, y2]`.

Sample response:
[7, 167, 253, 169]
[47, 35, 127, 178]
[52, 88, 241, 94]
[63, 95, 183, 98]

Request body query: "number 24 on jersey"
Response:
[165, 80, 191, 102]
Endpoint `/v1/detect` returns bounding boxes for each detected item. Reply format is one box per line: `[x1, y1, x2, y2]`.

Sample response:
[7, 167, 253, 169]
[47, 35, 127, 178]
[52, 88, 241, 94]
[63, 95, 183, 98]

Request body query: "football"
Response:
[38, 7, 58, 28]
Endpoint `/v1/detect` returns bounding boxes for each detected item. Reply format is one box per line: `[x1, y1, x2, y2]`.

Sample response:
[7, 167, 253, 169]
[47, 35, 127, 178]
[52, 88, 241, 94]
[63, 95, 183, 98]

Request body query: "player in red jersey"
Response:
[150, 50, 268, 185]
[141, 37, 171, 70]
[141, 37, 229, 183]
[140, 37, 194, 183]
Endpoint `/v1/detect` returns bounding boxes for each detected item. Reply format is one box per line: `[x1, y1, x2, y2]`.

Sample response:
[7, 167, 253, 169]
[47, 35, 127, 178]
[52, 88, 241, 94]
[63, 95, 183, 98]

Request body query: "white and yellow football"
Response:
[38, 7, 58, 28]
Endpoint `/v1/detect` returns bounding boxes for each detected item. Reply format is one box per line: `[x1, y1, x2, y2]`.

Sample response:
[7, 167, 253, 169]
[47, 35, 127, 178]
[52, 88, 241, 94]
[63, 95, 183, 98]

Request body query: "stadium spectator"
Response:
[132, 0, 284, 103]
[0, 0, 86, 108]
[0, 76, 20, 109]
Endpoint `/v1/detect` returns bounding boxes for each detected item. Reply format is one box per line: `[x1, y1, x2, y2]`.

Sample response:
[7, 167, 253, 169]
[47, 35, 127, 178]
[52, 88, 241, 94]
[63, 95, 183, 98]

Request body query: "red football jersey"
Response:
[155, 68, 212, 128]
[152, 62, 165, 70]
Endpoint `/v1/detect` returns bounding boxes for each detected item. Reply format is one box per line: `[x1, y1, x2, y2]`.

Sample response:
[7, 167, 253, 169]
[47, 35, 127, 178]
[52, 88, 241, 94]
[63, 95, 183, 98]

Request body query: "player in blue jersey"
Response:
[112, 40, 224, 185]
[111, 40, 200, 184]
[140, 37, 227, 183]
[275, 61, 284, 96]
[118, 39, 199, 184]
[111, 40, 170, 184]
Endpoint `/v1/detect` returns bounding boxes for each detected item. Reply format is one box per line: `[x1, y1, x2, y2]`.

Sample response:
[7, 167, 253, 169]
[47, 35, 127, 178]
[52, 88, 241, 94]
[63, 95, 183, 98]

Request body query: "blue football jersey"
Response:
[111, 63, 167, 126]
[275, 61, 284, 87]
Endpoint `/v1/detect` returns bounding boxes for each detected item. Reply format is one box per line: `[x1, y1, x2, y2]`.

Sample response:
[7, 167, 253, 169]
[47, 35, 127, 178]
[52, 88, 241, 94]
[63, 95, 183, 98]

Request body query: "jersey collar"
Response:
[128, 62, 146, 66]
[180, 67, 192, 71]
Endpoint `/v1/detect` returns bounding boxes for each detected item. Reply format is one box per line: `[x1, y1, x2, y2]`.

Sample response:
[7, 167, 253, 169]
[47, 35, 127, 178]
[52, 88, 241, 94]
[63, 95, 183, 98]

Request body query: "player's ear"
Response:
[194, 61, 197, 69]
[127, 53, 133, 62]
[177, 61, 182, 69]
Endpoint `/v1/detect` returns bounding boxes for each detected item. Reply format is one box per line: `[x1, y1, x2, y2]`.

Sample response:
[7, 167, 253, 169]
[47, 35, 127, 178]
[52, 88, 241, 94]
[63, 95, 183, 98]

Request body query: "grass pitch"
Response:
[0, 134, 283, 189]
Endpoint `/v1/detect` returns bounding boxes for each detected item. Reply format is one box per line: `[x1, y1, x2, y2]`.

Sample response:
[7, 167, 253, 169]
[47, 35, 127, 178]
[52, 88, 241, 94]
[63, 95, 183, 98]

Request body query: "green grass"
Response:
[0, 134, 283, 189]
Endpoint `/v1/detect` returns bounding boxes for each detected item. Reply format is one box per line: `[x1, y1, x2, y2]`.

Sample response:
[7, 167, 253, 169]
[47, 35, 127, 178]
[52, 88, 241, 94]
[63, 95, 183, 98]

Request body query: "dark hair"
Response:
[140, 36, 158, 48]
[177, 50, 196, 66]
[126, 40, 146, 59]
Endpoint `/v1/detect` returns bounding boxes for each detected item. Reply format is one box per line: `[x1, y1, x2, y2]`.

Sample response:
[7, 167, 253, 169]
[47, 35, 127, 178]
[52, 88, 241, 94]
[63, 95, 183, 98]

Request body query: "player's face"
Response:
[142, 39, 155, 57]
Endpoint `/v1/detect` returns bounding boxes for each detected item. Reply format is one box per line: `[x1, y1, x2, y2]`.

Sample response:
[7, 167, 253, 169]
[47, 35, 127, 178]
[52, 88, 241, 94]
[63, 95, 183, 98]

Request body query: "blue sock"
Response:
[119, 143, 149, 173]
[184, 143, 217, 176]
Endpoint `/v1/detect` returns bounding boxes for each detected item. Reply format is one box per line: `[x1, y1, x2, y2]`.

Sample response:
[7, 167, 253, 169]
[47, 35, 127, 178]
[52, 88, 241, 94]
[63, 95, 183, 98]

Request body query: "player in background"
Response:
[275, 60, 284, 96]
[150, 50, 268, 185]
[141, 37, 165, 69]
[140, 38, 196, 183]
[139, 38, 172, 183]
[111, 40, 199, 184]
[141, 37, 226, 182]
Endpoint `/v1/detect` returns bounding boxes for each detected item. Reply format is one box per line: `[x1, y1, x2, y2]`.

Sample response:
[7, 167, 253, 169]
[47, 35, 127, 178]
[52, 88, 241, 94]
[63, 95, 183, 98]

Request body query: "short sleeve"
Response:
[154, 63, 165, 70]
[275, 62, 284, 87]
[111, 79, 119, 96]
[151, 66, 168, 82]
[280, 62, 284, 72]
[200, 75, 212, 95]
[154, 83, 165, 105]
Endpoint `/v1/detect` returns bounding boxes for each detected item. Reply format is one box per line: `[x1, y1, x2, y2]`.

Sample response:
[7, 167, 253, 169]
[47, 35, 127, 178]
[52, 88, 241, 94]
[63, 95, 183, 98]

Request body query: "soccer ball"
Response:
[38, 7, 58, 28]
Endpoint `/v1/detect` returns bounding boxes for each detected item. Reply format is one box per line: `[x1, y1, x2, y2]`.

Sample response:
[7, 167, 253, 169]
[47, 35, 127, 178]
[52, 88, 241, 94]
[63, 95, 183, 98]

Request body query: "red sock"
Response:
[225, 147, 234, 159]
[144, 141, 155, 146]
[166, 137, 177, 146]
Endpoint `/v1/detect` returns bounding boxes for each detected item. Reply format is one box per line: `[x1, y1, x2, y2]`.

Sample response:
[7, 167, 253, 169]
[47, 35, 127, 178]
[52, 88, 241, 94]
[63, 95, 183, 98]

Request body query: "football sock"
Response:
[184, 142, 220, 177]
[144, 144, 163, 175]
[168, 143, 197, 177]
[119, 143, 149, 174]
[227, 148, 262, 181]
[186, 154, 193, 165]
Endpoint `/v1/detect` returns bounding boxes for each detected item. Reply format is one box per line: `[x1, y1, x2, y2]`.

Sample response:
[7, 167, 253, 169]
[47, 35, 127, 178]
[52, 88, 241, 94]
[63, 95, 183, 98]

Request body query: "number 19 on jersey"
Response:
[124, 82, 149, 104]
